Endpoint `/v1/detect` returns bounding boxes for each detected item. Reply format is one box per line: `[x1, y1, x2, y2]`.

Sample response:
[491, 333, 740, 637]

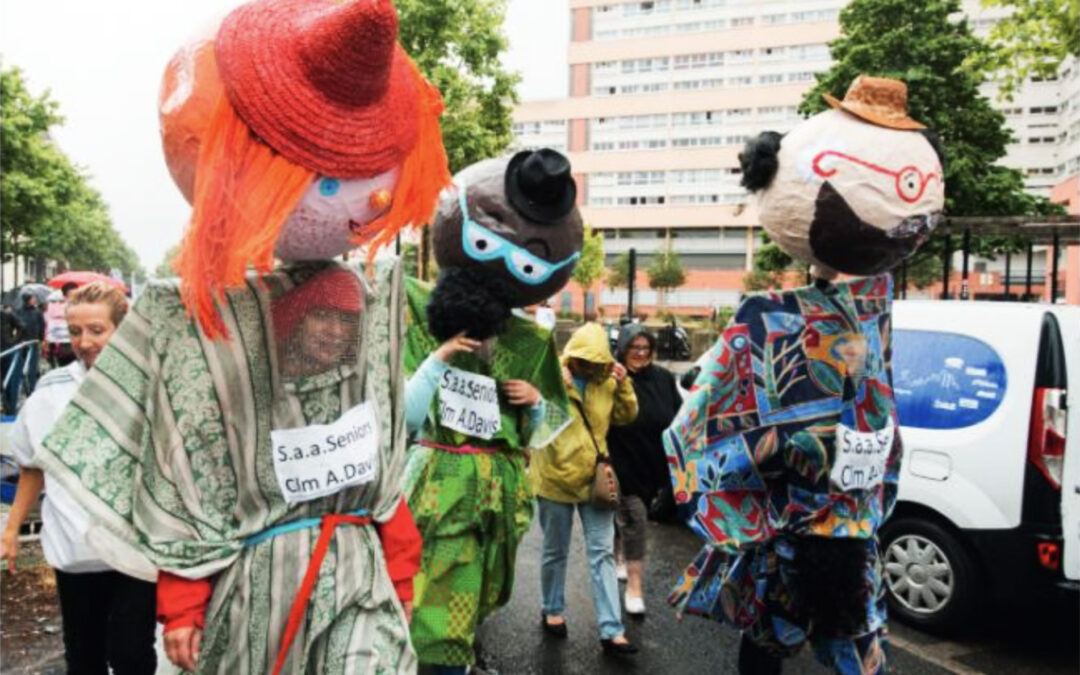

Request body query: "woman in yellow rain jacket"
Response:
[529, 322, 639, 656]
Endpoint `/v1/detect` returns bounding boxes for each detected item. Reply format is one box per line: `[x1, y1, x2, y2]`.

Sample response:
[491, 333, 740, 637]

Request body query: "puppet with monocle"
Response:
[37, 0, 450, 673]
[664, 76, 945, 675]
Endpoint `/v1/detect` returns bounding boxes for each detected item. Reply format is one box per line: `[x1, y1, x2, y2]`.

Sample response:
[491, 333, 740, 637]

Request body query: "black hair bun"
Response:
[739, 131, 783, 192]
[427, 266, 515, 341]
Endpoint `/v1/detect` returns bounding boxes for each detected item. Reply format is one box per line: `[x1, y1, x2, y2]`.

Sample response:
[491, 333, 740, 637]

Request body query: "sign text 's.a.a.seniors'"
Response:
[271, 401, 380, 504]
[438, 367, 502, 440]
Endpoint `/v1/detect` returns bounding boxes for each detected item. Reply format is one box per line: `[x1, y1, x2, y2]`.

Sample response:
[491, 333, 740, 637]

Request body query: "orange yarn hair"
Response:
[173, 58, 450, 339]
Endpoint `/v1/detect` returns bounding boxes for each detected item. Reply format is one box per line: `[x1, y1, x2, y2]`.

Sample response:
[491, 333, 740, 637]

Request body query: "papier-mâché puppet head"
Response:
[427, 149, 584, 340]
[158, 0, 450, 336]
[739, 75, 945, 279]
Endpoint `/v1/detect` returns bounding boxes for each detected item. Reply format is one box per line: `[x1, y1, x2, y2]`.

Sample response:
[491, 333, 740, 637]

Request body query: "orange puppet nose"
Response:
[369, 188, 393, 211]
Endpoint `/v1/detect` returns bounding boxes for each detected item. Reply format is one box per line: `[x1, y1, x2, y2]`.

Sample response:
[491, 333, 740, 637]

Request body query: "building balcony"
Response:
[603, 237, 747, 255]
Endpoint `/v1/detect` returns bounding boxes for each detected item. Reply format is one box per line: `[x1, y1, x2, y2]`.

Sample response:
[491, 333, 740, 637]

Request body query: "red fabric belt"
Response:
[269, 512, 372, 675]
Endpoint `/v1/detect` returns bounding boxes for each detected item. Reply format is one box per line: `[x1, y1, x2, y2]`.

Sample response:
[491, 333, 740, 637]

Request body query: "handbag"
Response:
[572, 397, 620, 510]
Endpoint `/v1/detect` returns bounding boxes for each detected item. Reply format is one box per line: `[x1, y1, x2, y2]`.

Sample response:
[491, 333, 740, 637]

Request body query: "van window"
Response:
[893, 330, 1007, 430]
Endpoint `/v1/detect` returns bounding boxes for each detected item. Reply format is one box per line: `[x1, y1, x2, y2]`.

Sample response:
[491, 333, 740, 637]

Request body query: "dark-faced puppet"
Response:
[400, 149, 582, 670]
[663, 76, 944, 675]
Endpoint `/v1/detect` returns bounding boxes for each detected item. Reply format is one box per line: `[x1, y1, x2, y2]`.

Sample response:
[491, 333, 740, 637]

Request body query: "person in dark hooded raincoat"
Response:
[607, 324, 682, 615]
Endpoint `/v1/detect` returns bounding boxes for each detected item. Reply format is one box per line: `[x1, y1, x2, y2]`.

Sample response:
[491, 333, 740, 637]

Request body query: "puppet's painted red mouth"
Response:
[348, 220, 369, 236]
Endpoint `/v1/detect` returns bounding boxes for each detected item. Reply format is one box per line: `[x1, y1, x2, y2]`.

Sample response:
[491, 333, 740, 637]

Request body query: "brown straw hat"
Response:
[823, 75, 927, 131]
[214, 0, 420, 177]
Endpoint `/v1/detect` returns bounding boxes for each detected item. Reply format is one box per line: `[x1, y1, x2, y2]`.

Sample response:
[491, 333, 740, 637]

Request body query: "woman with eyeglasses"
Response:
[607, 324, 682, 616]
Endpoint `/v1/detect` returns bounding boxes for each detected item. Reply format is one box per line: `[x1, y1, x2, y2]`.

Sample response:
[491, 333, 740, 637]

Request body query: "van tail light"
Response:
[1028, 387, 1067, 489]
[1037, 541, 1061, 571]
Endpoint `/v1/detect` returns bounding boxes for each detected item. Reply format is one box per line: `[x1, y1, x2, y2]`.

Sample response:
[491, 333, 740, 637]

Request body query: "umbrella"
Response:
[47, 271, 128, 293]
[17, 283, 53, 304]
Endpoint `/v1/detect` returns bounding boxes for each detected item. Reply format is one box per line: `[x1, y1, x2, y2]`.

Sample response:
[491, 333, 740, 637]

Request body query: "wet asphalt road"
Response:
[474, 517, 1078, 675]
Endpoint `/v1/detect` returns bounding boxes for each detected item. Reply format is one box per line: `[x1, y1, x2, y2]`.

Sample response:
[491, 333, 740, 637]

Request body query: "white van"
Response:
[884, 300, 1078, 632]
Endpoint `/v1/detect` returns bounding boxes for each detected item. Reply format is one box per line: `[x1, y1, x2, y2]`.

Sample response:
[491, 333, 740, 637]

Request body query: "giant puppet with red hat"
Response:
[663, 76, 945, 675]
[37, 0, 450, 673]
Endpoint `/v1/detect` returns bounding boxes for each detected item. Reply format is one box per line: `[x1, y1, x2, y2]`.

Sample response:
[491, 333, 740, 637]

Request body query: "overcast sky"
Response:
[0, 0, 568, 273]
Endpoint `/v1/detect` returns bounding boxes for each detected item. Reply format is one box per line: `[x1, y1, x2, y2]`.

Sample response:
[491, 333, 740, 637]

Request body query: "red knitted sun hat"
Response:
[272, 268, 365, 341]
[215, 0, 420, 177]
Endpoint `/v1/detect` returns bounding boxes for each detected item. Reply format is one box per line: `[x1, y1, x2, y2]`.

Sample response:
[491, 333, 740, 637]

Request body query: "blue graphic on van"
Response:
[892, 330, 1007, 430]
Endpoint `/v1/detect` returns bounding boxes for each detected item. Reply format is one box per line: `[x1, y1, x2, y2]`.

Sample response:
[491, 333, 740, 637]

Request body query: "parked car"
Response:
[883, 300, 1078, 633]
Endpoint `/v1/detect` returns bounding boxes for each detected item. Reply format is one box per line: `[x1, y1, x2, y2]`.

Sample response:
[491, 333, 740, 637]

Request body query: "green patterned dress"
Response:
[401, 278, 570, 666]
[37, 260, 415, 674]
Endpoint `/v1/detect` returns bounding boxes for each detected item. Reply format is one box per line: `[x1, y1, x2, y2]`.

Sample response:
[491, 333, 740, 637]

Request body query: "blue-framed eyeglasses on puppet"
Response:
[456, 183, 581, 286]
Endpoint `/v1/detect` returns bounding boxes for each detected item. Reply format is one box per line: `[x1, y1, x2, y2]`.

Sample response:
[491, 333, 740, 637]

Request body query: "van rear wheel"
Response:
[880, 518, 980, 634]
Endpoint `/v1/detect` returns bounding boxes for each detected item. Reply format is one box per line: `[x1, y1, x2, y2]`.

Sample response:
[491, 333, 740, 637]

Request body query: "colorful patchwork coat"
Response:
[664, 275, 899, 654]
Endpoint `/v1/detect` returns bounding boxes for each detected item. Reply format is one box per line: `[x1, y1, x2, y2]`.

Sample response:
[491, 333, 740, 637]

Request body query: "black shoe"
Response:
[540, 613, 568, 638]
[600, 638, 638, 656]
[738, 633, 782, 675]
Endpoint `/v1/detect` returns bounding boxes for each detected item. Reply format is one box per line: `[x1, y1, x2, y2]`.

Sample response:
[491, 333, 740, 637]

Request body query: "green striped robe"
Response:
[38, 260, 416, 674]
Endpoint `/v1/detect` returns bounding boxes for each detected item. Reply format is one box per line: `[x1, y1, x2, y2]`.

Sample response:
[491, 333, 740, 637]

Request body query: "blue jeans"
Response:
[1, 350, 23, 415]
[537, 497, 625, 640]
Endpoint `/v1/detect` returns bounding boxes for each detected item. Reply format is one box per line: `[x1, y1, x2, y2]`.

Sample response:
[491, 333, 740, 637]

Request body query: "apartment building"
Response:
[512, 0, 1078, 313]
[964, 0, 1080, 197]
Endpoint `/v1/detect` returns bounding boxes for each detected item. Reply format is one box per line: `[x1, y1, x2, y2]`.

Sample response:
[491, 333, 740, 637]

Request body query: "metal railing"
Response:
[1, 340, 39, 395]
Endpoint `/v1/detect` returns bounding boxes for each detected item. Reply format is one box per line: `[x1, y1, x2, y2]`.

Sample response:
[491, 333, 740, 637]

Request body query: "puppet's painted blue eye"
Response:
[318, 178, 341, 197]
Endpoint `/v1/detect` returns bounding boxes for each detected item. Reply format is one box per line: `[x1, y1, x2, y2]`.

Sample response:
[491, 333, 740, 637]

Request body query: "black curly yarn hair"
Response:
[427, 266, 516, 342]
[792, 537, 872, 638]
[738, 131, 784, 193]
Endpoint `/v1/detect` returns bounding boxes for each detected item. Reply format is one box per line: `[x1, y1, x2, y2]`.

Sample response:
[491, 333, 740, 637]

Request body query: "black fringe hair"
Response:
[427, 266, 515, 342]
[739, 131, 784, 192]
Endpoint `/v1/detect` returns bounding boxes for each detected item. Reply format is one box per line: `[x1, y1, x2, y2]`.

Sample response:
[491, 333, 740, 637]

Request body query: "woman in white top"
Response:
[1, 282, 157, 675]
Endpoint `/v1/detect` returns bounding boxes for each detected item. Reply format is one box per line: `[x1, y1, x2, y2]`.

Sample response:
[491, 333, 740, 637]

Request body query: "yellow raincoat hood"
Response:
[530, 323, 637, 503]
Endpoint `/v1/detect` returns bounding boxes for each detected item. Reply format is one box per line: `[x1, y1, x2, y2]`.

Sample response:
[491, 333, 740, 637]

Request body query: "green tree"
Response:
[968, 0, 1080, 98]
[749, 232, 807, 285]
[396, 0, 519, 175]
[647, 246, 687, 308]
[155, 244, 181, 278]
[1, 67, 141, 285]
[902, 252, 943, 289]
[606, 251, 632, 288]
[754, 0, 1059, 283]
[742, 269, 779, 292]
[571, 225, 605, 312]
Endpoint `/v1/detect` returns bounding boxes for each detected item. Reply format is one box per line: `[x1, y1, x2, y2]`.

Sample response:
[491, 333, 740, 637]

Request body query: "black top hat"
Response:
[505, 149, 577, 224]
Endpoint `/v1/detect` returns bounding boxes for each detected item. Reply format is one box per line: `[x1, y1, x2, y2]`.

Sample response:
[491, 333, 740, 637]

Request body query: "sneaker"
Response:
[616, 564, 628, 581]
[624, 593, 646, 616]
